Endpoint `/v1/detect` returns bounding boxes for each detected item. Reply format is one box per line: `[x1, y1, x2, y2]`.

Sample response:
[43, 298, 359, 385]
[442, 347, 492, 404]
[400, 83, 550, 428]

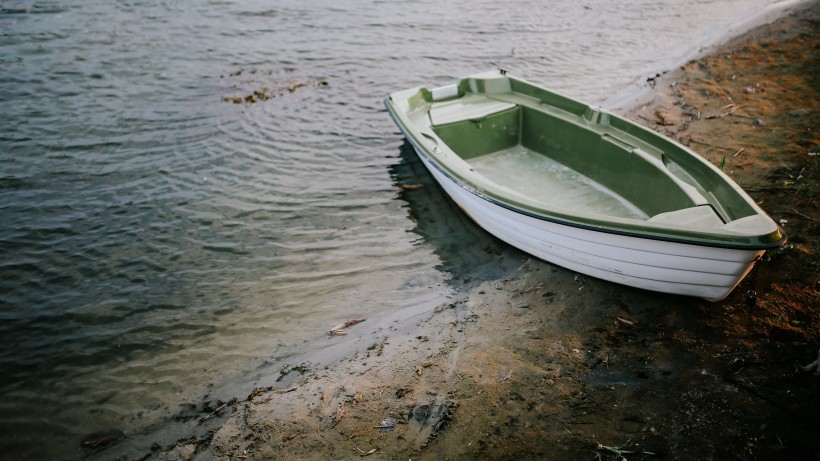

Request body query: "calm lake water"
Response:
[0, 0, 789, 458]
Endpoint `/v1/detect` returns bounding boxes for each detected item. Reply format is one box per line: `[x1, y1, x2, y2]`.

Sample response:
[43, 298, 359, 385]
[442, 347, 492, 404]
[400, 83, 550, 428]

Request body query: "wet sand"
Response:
[121, 4, 818, 460]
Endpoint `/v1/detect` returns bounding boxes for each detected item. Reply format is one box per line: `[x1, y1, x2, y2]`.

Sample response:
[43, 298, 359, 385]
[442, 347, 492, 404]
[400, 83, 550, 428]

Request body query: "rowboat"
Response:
[385, 70, 785, 301]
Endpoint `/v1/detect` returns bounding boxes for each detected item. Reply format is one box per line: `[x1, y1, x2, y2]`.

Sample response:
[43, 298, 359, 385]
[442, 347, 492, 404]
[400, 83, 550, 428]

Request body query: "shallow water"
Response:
[0, 0, 788, 458]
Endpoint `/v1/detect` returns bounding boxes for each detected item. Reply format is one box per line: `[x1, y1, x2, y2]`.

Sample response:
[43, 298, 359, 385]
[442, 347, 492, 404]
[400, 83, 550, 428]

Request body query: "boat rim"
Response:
[384, 78, 787, 251]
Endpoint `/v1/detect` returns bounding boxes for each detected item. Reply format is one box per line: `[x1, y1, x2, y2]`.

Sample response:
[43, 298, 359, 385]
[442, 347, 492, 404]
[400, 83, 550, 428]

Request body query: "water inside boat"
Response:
[467, 145, 648, 219]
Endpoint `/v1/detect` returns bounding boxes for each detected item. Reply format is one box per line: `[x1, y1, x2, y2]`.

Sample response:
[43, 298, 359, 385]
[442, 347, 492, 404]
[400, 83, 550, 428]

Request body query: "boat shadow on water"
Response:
[389, 140, 526, 287]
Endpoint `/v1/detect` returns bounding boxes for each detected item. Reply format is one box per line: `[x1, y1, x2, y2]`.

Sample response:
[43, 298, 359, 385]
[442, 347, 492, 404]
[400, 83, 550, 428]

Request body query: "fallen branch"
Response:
[595, 439, 655, 460]
[705, 103, 744, 120]
[355, 446, 378, 456]
[616, 317, 635, 326]
[329, 318, 365, 335]
[192, 402, 228, 427]
[82, 434, 120, 449]
[787, 208, 820, 223]
[523, 283, 544, 293]
[744, 186, 792, 193]
[686, 138, 735, 152]
[417, 360, 435, 376]
[715, 84, 736, 105]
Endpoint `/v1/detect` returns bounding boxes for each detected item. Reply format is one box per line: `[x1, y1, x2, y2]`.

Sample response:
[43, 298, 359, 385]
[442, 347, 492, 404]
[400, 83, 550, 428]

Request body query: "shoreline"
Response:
[602, 0, 815, 112]
[104, 3, 818, 460]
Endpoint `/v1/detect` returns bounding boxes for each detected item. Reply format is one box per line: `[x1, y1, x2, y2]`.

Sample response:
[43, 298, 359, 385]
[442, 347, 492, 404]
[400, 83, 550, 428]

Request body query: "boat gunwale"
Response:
[385, 79, 786, 251]
[385, 113, 787, 250]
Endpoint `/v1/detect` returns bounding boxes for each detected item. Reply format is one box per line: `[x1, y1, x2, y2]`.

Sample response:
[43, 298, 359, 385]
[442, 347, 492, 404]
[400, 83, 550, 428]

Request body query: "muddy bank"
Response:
[114, 4, 818, 461]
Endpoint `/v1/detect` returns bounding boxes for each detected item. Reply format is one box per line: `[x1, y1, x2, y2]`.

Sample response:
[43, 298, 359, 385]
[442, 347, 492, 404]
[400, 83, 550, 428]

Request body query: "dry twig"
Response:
[192, 402, 228, 427]
[329, 318, 365, 335]
[616, 317, 635, 326]
[595, 439, 655, 460]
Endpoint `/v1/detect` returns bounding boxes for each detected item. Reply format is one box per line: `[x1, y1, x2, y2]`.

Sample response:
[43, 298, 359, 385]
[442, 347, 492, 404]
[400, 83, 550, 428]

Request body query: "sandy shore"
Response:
[107, 4, 818, 460]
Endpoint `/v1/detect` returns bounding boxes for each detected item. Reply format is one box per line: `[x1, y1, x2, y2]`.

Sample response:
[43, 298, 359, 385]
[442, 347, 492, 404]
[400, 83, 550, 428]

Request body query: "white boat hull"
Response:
[414, 149, 761, 301]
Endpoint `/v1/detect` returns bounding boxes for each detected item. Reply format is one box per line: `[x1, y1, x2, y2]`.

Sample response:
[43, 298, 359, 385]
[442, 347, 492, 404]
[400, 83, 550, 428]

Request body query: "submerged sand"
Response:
[103, 3, 818, 460]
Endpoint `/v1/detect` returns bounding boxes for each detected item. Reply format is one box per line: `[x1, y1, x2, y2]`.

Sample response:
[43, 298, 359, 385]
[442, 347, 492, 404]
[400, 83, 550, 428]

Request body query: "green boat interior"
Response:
[415, 78, 765, 232]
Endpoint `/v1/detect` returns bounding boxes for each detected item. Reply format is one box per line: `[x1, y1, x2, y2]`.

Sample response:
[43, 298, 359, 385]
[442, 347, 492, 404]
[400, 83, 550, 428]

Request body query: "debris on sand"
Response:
[404, 400, 458, 449]
[654, 108, 675, 126]
[799, 348, 820, 376]
[374, 417, 398, 433]
[329, 318, 366, 335]
[81, 431, 123, 449]
[595, 439, 656, 460]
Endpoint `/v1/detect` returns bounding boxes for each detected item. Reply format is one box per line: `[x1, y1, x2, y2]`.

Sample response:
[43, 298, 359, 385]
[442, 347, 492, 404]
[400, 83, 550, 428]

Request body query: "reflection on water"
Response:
[0, 0, 785, 458]
[390, 141, 528, 282]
